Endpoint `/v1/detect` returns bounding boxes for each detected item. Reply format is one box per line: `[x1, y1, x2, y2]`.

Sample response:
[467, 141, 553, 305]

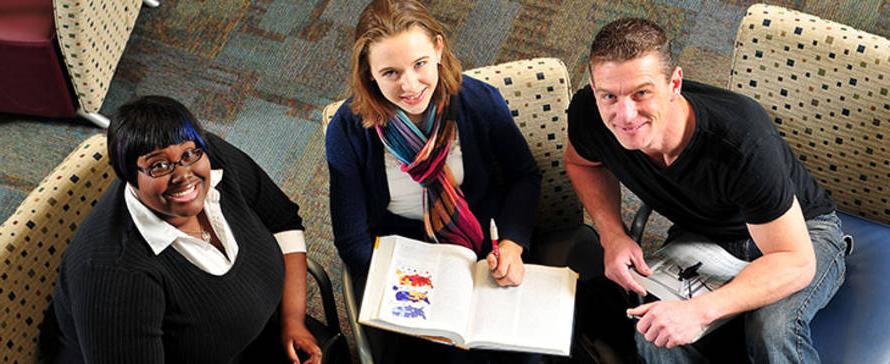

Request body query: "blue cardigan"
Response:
[326, 76, 542, 274]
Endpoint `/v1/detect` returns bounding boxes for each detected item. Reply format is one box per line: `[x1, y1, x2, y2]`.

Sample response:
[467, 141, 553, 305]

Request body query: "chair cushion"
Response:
[0, 37, 77, 117]
[0, 8, 53, 44]
[0, 0, 72, 118]
[812, 212, 890, 364]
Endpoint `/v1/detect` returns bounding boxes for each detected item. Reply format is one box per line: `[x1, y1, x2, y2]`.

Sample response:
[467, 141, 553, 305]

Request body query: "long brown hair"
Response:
[349, 0, 462, 128]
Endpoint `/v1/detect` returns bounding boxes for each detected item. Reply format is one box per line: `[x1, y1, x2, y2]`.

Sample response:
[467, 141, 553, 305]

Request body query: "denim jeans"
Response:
[635, 212, 847, 364]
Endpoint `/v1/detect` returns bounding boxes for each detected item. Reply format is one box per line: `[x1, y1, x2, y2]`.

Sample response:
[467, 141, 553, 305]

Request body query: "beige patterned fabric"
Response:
[322, 58, 580, 233]
[0, 134, 113, 363]
[52, 0, 142, 114]
[730, 4, 890, 225]
[466, 58, 579, 231]
[322, 100, 346, 127]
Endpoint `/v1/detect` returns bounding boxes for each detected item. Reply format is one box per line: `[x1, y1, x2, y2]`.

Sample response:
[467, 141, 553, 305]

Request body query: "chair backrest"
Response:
[0, 134, 114, 363]
[321, 57, 581, 233]
[53, 0, 142, 113]
[729, 4, 890, 225]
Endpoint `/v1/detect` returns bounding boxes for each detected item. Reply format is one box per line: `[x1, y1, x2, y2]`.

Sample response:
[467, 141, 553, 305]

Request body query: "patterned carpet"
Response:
[2, 0, 889, 354]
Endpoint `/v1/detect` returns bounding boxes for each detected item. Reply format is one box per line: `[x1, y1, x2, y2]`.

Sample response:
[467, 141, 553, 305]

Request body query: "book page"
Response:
[463, 262, 576, 355]
[373, 236, 477, 337]
[632, 242, 749, 301]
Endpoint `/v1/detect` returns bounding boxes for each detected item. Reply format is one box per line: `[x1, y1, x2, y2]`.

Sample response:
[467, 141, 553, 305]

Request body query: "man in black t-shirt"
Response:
[565, 18, 846, 363]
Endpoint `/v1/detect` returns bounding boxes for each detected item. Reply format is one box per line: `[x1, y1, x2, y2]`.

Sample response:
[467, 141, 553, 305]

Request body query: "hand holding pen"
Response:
[490, 218, 500, 259]
[486, 219, 526, 286]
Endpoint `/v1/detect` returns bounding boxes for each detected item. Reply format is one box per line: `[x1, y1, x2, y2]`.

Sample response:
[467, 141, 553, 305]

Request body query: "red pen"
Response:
[489, 218, 500, 259]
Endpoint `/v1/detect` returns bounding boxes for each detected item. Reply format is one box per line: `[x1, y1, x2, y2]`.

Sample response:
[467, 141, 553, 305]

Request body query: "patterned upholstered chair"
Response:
[322, 58, 599, 363]
[0, 135, 114, 362]
[0, 0, 144, 128]
[0, 135, 350, 363]
[52, 0, 144, 127]
[632, 4, 890, 363]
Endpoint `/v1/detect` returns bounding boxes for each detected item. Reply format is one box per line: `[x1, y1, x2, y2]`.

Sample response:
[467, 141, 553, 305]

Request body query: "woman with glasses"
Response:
[43, 96, 321, 363]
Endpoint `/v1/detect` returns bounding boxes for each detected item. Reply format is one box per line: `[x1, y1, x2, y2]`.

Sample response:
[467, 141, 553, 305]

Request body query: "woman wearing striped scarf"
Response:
[325, 1, 542, 363]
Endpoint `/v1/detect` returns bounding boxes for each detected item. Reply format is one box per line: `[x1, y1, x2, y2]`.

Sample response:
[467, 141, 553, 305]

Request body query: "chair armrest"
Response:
[306, 257, 341, 332]
[341, 268, 374, 364]
[629, 204, 653, 244]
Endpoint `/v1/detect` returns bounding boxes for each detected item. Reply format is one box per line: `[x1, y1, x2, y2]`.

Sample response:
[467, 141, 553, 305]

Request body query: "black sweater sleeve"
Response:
[207, 134, 304, 235]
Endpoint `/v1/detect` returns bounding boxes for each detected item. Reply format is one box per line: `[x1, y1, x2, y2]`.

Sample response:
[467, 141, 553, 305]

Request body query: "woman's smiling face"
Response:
[133, 140, 210, 225]
[367, 25, 443, 121]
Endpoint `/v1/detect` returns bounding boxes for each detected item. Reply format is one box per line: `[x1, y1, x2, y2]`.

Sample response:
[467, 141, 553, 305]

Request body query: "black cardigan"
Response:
[44, 134, 303, 363]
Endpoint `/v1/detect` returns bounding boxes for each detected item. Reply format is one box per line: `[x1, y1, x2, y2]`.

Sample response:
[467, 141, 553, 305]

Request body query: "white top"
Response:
[125, 169, 306, 276]
[385, 134, 464, 220]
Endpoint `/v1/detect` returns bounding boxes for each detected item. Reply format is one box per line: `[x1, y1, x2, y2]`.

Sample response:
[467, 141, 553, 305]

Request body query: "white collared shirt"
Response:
[125, 169, 306, 276]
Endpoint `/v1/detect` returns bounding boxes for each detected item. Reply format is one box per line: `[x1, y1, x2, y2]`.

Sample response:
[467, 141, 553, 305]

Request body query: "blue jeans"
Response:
[635, 212, 847, 364]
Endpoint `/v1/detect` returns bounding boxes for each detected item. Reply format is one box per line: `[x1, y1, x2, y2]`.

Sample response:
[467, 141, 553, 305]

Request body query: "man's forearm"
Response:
[693, 249, 816, 324]
[565, 160, 627, 245]
[694, 198, 817, 324]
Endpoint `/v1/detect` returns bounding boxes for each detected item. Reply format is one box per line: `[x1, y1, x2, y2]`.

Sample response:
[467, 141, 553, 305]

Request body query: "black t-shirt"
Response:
[567, 80, 834, 242]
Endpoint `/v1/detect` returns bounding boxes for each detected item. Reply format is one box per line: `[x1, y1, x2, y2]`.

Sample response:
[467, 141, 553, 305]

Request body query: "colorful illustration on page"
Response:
[389, 268, 433, 320]
[397, 269, 434, 288]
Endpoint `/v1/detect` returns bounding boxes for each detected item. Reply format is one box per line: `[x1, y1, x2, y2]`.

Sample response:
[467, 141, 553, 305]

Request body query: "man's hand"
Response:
[628, 300, 709, 348]
[282, 319, 321, 364]
[602, 235, 651, 296]
[486, 239, 525, 286]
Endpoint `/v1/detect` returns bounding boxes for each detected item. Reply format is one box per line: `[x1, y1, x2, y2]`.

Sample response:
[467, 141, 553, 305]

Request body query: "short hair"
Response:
[349, 0, 462, 128]
[588, 18, 675, 80]
[107, 96, 208, 186]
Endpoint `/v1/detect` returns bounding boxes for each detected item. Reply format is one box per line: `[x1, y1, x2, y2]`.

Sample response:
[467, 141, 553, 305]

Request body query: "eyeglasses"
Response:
[137, 148, 205, 178]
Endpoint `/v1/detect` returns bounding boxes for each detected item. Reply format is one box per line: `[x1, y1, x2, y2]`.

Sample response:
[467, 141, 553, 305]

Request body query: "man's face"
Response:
[589, 52, 681, 152]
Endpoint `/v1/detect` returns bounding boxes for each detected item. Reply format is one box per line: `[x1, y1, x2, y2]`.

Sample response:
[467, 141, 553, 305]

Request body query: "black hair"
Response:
[107, 96, 208, 186]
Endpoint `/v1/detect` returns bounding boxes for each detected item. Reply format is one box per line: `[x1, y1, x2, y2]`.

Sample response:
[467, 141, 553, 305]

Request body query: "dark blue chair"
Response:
[811, 214, 890, 363]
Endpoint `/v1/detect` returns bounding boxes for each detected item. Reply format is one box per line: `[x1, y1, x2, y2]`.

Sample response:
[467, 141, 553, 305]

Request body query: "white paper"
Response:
[633, 242, 748, 301]
[465, 262, 576, 355]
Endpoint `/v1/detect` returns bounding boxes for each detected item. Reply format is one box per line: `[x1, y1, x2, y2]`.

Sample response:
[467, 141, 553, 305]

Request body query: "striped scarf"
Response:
[375, 99, 484, 254]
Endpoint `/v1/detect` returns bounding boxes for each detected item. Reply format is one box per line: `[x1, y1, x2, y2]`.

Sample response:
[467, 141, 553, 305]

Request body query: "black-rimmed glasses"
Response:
[137, 148, 205, 178]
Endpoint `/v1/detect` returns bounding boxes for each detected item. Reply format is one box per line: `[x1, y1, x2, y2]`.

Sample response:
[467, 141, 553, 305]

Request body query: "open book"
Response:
[359, 235, 578, 356]
[630, 242, 749, 342]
